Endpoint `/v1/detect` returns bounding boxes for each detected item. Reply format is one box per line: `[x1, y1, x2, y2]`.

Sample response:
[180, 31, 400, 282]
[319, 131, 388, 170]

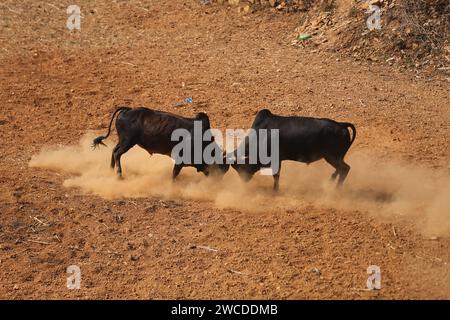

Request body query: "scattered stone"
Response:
[311, 267, 321, 275]
[115, 214, 124, 223]
[243, 5, 252, 14]
[159, 200, 182, 208]
[145, 205, 157, 213]
[129, 254, 139, 261]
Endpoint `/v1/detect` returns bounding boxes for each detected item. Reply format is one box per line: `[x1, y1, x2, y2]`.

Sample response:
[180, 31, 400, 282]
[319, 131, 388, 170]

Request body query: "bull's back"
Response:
[254, 113, 350, 162]
[116, 107, 193, 156]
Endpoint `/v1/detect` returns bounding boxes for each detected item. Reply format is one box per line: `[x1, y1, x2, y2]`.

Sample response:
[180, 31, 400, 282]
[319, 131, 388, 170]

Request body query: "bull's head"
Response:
[201, 151, 230, 178]
[227, 152, 260, 182]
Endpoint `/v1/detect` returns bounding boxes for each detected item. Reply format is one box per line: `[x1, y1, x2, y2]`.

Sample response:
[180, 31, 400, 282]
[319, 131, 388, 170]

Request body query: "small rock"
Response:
[243, 5, 252, 13]
[311, 267, 321, 275]
[369, 0, 383, 5]
[159, 200, 182, 208]
[129, 254, 139, 261]
[145, 205, 157, 213]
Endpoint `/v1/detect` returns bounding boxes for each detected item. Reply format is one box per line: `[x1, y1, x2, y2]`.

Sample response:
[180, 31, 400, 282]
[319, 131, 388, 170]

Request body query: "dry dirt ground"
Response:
[0, 0, 449, 299]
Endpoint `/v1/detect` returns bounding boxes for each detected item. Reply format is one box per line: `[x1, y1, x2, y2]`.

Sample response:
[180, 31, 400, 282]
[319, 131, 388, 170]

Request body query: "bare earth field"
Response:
[0, 0, 449, 299]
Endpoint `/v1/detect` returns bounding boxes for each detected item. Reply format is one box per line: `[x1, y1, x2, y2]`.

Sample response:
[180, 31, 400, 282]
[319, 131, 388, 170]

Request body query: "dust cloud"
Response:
[29, 134, 450, 236]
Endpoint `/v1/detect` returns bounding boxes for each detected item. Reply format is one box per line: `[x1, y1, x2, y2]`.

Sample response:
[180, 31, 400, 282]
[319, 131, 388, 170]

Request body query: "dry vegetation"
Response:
[0, 0, 449, 299]
[218, 0, 450, 76]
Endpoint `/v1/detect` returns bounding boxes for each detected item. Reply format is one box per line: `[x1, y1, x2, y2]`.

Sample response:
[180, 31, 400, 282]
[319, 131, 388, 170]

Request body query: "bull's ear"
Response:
[195, 112, 209, 120]
[196, 112, 211, 130]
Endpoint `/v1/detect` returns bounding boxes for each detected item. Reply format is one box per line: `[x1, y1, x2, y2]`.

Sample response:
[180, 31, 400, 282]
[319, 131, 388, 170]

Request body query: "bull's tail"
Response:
[342, 122, 356, 147]
[92, 107, 131, 149]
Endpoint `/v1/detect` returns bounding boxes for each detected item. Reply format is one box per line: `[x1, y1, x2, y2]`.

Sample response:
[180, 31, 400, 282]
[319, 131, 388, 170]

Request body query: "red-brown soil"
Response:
[0, 0, 449, 299]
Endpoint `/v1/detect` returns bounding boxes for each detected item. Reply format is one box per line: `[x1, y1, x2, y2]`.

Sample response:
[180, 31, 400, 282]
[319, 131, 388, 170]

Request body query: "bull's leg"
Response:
[325, 157, 350, 187]
[110, 144, 120, 170]
[273, 173, 280, 191]
[330, 170, 339, 181]
[114, 140, 135, 179]
[172, 164, 183, 181]
[336, 161, 350, 187]
[272, 163, 281, 192]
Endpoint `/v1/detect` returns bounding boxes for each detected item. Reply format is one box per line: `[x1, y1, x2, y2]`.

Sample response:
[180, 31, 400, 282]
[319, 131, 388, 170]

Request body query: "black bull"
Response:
[228, 109, 356, 190]
[93, 107, 356, 189]
[92, 107, 229, 179]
